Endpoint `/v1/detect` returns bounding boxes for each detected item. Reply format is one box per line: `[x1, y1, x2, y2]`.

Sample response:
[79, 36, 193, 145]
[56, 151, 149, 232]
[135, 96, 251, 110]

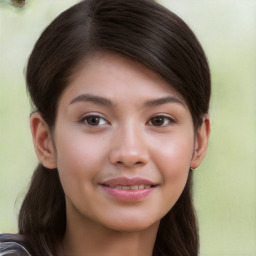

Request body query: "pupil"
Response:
[88, 116, 99, 125]
[152, 117, 164, 126]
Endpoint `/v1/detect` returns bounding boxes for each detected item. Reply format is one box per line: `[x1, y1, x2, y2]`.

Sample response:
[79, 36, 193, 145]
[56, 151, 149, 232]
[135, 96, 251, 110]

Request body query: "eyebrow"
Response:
[69, 94, 114, 106]
[144, 96, 185, 107]
[69, 94, 184, 107]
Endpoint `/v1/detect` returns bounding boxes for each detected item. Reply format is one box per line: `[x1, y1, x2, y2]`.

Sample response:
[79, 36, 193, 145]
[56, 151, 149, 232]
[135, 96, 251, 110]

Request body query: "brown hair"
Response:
[6, 0, 211, 255]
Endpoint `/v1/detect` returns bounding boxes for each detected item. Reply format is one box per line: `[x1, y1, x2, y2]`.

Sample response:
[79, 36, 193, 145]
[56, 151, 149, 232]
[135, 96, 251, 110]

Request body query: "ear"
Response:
[190, 114, 211, 169]
[30, 112, 56, 169]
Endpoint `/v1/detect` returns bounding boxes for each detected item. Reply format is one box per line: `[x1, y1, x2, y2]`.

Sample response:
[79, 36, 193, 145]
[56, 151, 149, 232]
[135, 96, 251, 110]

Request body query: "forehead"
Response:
[60, 52, 185, 106]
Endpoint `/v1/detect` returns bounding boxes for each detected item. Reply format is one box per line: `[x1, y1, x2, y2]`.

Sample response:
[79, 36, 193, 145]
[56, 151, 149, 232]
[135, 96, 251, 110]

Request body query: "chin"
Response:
[103, 216, 160, 233]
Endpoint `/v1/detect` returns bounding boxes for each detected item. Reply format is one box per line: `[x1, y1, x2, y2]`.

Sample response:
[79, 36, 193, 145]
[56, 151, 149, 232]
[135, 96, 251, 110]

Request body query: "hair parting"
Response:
[2, 1, 210, 255]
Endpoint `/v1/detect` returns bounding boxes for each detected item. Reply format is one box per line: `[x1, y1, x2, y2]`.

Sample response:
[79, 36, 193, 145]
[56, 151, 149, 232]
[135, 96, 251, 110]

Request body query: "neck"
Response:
[60, 204, 159, 256]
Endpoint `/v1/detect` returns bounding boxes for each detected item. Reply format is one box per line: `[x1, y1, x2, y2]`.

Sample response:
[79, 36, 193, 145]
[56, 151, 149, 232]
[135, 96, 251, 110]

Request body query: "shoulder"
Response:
[0, 242, 31, 256]
[0, 234, 31, 256]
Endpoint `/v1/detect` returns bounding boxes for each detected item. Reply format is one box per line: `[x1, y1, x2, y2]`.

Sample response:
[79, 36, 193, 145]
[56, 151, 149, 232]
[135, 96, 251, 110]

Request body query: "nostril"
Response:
[115, 160, 144, 167]
[109, 148, 149, 167]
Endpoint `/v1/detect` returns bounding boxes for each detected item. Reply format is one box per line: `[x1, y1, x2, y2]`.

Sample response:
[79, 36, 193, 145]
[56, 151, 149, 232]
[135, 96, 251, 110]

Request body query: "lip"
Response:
[100, 177, 157, 187]
[99, 177, 157, 201]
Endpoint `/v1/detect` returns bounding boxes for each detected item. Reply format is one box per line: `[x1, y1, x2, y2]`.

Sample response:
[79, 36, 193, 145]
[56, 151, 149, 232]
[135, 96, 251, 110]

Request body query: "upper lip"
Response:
[100, 177, 157, 186]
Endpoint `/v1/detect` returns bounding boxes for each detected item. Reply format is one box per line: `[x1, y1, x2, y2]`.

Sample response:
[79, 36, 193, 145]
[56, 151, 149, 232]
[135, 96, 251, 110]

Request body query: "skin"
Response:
[31, 53, 210, 256]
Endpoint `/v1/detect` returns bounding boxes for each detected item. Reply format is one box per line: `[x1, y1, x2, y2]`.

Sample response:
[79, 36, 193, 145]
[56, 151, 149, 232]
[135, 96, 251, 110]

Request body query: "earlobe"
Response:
[30, 112, 56, 169]
[190, 115, 211, 169]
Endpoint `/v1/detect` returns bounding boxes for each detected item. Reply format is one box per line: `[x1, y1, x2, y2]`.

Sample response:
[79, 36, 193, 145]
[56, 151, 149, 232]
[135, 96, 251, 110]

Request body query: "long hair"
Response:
[5, 0, 211, 255]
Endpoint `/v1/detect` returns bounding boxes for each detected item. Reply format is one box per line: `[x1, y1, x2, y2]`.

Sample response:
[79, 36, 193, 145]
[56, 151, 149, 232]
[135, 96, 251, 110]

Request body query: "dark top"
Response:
[0, 242, 31, 256]
[0, 234, 31, 256]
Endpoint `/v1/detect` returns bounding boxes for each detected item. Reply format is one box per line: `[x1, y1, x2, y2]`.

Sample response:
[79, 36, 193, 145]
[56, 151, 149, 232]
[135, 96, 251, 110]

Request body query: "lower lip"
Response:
[100, 185, 154, 201]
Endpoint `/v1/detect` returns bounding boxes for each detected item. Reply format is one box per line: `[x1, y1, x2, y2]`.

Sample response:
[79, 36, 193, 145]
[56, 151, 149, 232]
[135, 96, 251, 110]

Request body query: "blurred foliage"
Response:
[0, 1, 255, 255]
[161, 2, 256, 255]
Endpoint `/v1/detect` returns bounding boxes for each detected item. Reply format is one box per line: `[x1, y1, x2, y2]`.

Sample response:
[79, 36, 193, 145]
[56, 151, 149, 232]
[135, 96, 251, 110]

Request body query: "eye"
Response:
[79, 115, 108, 126]
[148, 115, 175, 127]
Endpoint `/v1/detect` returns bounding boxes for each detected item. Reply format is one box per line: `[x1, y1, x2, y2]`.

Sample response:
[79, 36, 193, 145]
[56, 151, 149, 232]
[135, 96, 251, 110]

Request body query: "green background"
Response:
[0, 1, 255, 255]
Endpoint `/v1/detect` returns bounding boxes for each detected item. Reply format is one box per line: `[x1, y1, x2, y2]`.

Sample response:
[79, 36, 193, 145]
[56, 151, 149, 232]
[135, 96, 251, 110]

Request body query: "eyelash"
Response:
[78, 114, 176, 128]
[78, 114, 108, 127]
[147, 115, 176, 127]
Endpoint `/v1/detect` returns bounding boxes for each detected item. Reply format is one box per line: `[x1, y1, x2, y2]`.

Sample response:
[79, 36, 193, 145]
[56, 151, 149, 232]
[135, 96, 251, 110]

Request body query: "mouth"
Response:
[101, 184, 155, 190]
[99, 177, 157, 201]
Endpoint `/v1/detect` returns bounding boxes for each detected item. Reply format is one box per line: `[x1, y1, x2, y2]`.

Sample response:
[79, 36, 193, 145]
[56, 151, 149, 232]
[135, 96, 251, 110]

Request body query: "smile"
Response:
[100, 177, 157, 201]
[102, 184, 153, 190]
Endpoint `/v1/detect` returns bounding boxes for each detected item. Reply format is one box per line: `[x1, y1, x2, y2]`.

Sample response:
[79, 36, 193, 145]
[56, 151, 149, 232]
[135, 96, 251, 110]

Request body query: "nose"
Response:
[109, 124, 149, 168]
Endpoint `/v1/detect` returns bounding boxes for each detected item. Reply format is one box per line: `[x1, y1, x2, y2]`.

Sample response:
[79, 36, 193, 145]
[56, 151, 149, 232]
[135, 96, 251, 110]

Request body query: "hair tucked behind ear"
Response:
[153, 170, 198, 256]
[17, 164, 66, 255]
[4, 0, 211, 255]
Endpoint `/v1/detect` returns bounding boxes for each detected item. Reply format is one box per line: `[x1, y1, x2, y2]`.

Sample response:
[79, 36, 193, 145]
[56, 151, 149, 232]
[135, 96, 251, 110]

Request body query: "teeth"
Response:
[131, 185, 139, 190]
[122, 186, 130, 190]
[107, 184, 152, 190]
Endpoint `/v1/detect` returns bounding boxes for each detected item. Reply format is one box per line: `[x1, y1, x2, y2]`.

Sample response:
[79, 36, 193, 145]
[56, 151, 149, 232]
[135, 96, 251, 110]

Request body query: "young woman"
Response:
[0, 0, 211, 255]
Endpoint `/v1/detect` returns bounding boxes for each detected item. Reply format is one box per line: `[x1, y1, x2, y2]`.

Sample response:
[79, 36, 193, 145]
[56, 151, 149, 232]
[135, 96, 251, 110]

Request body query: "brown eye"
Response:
[148, 116, 175, 127]
[80, 115, 108, 126]
[87, 116, 100, 126]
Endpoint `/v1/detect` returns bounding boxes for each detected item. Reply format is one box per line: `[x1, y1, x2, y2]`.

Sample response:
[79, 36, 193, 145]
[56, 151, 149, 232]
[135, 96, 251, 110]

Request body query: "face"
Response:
[52, 53, 197, 232]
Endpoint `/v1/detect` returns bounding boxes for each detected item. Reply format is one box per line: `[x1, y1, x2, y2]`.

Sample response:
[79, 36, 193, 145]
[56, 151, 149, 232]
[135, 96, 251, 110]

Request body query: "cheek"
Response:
[149, 132, 194, 205]
[54, 129, 110, 193]
[151, 131, 194, 173]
